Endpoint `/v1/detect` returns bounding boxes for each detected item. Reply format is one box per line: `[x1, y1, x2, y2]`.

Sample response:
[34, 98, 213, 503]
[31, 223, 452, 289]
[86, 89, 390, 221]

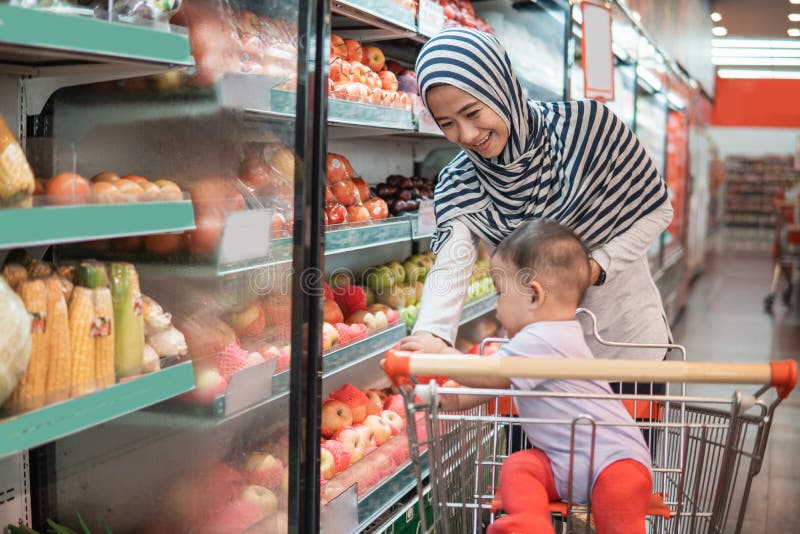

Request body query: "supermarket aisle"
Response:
[671, 250, 800, 532]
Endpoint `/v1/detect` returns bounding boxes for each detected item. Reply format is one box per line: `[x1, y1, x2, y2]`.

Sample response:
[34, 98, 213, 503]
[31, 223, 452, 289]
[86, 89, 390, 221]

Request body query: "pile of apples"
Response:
[173, 0, 298, 87]
[325, 153, 390, 225]
[439, 0, 493, 32]
[328, 35, 413, 111]
[320, 384, 413, 500]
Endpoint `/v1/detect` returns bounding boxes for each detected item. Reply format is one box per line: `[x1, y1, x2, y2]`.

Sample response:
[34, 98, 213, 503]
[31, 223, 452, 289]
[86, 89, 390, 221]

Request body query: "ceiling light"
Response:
[790, 29, 800, 37]
[712, 26, 728, 37]
[712, 57, 800, 66]
[789, 14, 800, 22]
[712, 47, 800, 57]
[717, 68, 800, 79]
[792, 0, 800, 5]
[712, 38, 800, 48]
[710, 12, 722, 22]
[636, 66, 663, 92]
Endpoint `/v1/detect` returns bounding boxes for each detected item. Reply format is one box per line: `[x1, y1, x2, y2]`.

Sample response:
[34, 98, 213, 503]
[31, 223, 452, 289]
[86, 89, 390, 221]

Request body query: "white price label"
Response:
[418, 0, 444, 37]
[417, 199, 436, 236]
[218, 209, 273, 267]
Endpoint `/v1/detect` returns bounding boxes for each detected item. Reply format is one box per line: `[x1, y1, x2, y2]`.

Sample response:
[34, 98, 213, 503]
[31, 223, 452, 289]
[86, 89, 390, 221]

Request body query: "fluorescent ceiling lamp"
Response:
[790, 29, 800, 37]
[712, 26, 728, 36]
[710, 12, 722, 22]
[573, 6, 583, 24]
[612, 43, 629, 61]
[636, 66, 663, 92]
[712, 38, 800, 48]
[790, 14, 800, 22]
[711, 47, 800, 57]
[666, 92, 686, 110]
[717, 68, 800, 79]
[712, 56, 800, 66]
[792, 0, 800, 4]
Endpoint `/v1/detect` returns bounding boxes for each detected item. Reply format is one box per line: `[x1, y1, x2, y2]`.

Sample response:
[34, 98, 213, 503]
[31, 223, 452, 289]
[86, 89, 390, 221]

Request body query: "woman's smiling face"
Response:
[426, 84, 509, 159]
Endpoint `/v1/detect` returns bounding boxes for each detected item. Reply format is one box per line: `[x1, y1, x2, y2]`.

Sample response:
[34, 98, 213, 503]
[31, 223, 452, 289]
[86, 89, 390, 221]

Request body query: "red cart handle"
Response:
[384, 350, 798, 398]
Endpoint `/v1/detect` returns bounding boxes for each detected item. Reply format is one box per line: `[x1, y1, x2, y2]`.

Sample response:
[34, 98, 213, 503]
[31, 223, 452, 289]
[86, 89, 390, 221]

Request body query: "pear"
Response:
[363, 265, 395, 291]
[403, 260, 424, 285]
[400, 284, 417, 307]
[414, 282, 424, 304]
[329, 270, 354, 288]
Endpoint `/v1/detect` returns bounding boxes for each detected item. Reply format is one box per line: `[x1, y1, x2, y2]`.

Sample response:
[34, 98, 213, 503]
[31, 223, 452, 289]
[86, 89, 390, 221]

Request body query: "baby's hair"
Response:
[494, 219, 591, 305]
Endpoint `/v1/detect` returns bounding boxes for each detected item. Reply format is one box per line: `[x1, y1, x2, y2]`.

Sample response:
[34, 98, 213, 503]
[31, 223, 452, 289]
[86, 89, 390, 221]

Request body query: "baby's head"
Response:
[491, 219, 591, 336]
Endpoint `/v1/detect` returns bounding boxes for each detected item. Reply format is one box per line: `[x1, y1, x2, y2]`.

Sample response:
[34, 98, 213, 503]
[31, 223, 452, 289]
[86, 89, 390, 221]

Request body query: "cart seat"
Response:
[490, 491, 671, 520]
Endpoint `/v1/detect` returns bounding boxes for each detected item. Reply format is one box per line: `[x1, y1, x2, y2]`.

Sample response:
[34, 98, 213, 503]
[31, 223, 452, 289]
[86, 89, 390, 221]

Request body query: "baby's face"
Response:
[490, 255, 538, 338]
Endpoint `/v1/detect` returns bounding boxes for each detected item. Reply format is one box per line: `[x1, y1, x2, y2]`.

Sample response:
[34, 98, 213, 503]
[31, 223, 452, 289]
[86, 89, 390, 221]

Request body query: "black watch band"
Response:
[593, 265, 606, 286]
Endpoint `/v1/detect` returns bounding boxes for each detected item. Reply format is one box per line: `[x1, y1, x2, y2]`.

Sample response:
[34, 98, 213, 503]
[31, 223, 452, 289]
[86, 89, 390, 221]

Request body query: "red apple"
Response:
[353, 424, 375, 448]
[322, 321, 339, 350]
[363, 197, 388, 220]
[379, 70, 398, 91]
[242, 453, 284, 490]
[381, 409, 405, 434]
[321, 399, 353, 438]
[327, 153, 348, 183]
[320, 446, 335, 480]
[240, 484, 278, 516]
[325, 202, 348, 225]
[352, 177, 370, 201]
[323, 300, 344, 324]
[369, 451, 398, 478]
[239, 157, 272, 189]
[364, 414, 392, 445]
[329, 56, 343, 82]
[182, 367, 227, 404]
[346, 205, 370, 223]
[226, 302, 266, 339]
[331, 34, 347, 57]
[364, 389, 383, 416]
[363, 46, 385, 72]
[332, 180, 361, 206]
[332, 427, 367, 463]
[343, 38, 362, 62]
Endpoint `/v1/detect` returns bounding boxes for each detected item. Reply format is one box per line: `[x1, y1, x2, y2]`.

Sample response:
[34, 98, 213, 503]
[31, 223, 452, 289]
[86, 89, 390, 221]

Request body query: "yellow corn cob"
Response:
[8, 279, 49, 412]
[43, 276, 71, 404]
[0, 116, 35, 205]
[68, 287, 96, 398]
[26, 259, 52, 278]
[1, 263, 27, 291]
[93, 287, 115, 389]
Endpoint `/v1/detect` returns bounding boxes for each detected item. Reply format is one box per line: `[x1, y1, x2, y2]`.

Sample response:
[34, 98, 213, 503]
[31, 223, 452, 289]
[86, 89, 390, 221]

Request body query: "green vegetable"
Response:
[76, 261, 109, 289]
[109, 263, 144, 378]
[7, 523, 40, 534]
[46, 518, 79, 534]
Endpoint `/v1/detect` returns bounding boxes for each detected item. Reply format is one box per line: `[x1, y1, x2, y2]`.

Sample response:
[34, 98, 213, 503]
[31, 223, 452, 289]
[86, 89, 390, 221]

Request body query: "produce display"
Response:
[328, 36, 413, 111]
[325, 152, 389, 225]
[0, 277, 32, 407]
[0, 256, 186, 415]
[372, 174, 435, 215]
[439, 0, 493, 32]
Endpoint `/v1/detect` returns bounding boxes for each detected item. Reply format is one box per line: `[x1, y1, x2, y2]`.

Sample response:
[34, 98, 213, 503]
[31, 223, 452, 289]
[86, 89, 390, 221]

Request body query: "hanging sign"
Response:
[581, 1, 615, 102]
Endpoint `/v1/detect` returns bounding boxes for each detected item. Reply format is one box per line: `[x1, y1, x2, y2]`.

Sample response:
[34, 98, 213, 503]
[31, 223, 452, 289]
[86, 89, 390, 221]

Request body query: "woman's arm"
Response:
[401, 218, 478, 348]
[590, 198, 673, 280]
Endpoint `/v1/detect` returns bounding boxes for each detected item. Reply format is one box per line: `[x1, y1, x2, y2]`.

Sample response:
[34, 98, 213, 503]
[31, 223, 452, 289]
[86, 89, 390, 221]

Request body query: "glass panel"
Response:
[0, 0, 303, 531]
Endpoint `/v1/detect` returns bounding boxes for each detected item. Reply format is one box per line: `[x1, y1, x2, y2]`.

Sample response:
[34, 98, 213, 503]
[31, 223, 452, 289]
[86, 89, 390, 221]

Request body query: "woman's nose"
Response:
[459, 122, 482, 146]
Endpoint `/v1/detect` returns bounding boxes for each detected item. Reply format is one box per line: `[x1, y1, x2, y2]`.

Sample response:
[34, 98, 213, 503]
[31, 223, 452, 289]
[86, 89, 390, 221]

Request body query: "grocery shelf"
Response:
[0, 5, 194, 114]
[460, 293, 498, 326]
[321, 322, 407, 378]
[0, 199, 195, 249]
[326, 218, 413, 254]
[0, 361, 194, 457]
[358, 455, 426, 528]
[332, 0, 421, 42]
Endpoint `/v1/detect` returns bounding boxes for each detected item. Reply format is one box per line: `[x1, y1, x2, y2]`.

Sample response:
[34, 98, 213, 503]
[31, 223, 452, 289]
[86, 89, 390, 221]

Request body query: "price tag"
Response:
[218, 209, 272, 268]
[418, 0, 444, 37]
[417, 199, 436, 237]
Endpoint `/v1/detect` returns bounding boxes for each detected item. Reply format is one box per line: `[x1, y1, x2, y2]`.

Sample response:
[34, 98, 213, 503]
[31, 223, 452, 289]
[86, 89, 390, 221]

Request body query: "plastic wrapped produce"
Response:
[0, 277, 32, 407]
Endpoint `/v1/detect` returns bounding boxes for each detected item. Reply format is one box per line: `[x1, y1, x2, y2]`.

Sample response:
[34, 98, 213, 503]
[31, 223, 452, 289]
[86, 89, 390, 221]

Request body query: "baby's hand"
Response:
[396, 331, 448, 353]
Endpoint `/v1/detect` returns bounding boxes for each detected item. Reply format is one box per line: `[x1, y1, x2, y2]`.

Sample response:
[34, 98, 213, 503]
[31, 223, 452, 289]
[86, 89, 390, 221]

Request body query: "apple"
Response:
[346, 310, 377, 331]
[331, 34, 347, 58]
[381, 409, 405, 434]
[332, 180, 361, 206]
[332, 427, 367, 463]
[183, 367, 227, 403]
[329, 56, 343, 82]
[363, 45, 385, 72]
[379, 70, 398, 91]
[352, 177, 370, 201]
[369, 451, 397, 478]
[239, 157, 272, 189]
[364, 414, 392, 445]
[346, 204, 370, 223]
[271, 212, 286, 234]
[321, 399, 353, 438]
[323, 300, 344, 325]
[226, 302, 265, 338]
[371, 310, 388, 330]
[343, 38, 362, 62]
[240, 484, 278, 516]
[364, 389, 383, 416]
[243, 453, 284, 490]
[322, 321, 339, 351]
[325, 202, 348, 225]
[320, 446, 335, 480]
[353, 424, 375, 448]
[363, 197, 388, 220]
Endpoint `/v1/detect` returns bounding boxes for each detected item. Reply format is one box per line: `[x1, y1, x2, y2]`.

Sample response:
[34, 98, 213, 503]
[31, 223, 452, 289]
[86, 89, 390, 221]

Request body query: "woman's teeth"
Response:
[474, 133, 491, 149]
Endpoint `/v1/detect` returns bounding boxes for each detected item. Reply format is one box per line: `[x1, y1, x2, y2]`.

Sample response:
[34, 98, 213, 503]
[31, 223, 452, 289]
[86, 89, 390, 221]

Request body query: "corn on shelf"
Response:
[0, 200, 195, 249]
[0, 361, 195, 457]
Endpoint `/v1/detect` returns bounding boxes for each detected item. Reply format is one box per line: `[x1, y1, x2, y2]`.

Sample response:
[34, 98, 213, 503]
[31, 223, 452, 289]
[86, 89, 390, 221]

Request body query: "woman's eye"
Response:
[439, 122, 453, 129]
[466, 110, 480, 119]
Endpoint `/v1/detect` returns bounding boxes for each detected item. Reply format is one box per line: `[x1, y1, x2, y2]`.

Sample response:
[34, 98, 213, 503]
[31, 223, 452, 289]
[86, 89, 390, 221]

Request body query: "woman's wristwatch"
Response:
[590, 257, 606, 286]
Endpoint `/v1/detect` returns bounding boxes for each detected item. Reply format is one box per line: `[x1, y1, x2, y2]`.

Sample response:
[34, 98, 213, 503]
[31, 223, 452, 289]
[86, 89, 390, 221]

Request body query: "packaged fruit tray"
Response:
[271, 90, 415, 131]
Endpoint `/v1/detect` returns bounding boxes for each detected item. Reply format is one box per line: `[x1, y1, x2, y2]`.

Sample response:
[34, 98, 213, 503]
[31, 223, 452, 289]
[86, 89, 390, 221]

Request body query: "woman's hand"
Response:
[396, 331, 448, 353]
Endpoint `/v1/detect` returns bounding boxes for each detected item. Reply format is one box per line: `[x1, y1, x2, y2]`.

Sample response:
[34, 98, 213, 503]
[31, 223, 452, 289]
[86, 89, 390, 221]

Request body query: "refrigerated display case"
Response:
[1, 0, 325, 531]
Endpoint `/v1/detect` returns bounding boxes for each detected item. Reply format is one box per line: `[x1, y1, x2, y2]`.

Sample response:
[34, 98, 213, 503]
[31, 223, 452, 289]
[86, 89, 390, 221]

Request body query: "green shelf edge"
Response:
[0, 200, 195, 249]
[0, 5, 193, 65]
[0, 361, 195, 456]
[338, 0, 418, 33]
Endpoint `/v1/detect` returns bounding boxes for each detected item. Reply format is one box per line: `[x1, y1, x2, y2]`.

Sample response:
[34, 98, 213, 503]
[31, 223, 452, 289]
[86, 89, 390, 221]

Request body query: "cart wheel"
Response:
[782, 285, 793, 306]
[764, 294, 775, 314]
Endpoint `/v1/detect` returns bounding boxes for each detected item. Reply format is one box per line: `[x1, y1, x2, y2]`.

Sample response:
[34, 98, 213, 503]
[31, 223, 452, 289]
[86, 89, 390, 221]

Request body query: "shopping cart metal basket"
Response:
[383, 323, 797, 533]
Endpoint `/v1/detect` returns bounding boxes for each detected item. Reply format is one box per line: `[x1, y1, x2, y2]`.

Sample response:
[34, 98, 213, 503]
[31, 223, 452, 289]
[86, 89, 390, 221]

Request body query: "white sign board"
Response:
[218, 209, 273, 268]
[418, 0, 444, 37]
[581, 2, 615, 102]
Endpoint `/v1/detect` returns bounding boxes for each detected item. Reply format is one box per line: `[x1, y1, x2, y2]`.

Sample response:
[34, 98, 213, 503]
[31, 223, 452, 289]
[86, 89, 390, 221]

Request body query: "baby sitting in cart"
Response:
[426, 219, 653, 534]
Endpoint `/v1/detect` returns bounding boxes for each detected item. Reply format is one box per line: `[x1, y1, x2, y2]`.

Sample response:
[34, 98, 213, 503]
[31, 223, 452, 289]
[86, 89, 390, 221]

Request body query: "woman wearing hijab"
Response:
[398, 29, 673, 366]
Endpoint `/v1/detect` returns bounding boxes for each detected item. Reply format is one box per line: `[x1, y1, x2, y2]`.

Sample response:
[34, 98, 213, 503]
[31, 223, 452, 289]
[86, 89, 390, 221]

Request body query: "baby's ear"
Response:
[529, 280, 546, 308]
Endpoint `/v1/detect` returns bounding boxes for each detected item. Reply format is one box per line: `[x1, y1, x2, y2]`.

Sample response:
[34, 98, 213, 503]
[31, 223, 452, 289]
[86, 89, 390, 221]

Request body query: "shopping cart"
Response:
[383, 329, 797, 533]
[764, 199, 800, 313]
